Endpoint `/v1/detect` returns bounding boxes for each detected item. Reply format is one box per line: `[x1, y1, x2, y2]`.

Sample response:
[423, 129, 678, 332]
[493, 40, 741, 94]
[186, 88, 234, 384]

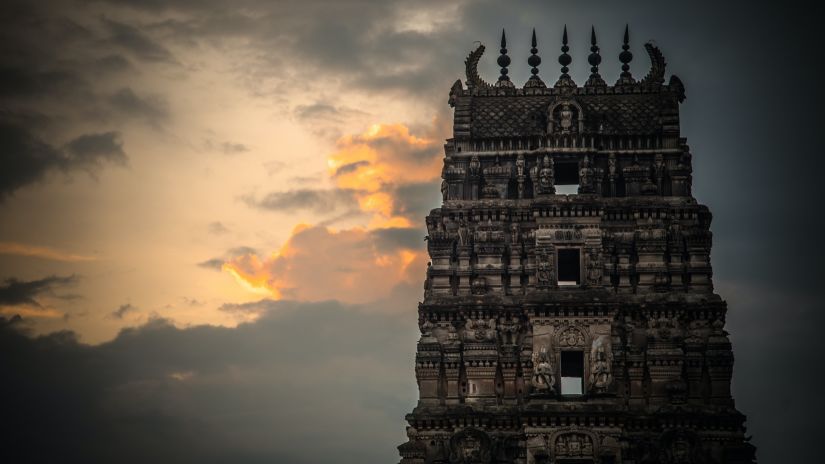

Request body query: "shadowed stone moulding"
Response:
[399, 26, 756, 464]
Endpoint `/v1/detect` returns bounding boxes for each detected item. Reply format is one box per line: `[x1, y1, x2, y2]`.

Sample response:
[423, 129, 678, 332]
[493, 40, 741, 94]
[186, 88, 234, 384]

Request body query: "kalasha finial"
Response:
[555, 25, 575, 88]
[525, 28, 546, 88]
[497, 29, 511, 84]
[528, 28, 541, 75]
[617, 24, 635, 84]
[586, 26, 605, 87]
[559, 25, 571, 77]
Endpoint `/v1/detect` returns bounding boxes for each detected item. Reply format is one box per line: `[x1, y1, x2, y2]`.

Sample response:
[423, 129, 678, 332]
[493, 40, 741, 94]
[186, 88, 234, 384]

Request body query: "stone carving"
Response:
[468, 155, 481, 176]
[531, 345, 556, 393]
[449, 428, 492, 464]
[658, 429, 705, 464]
[457, 219, 469, 246]
[579, 154, 595, 193]
[498, 316, 520, 345]
[555, 433, 594, 457]
[559, 103, 574, 132]
[585, 248, 602, 286]
[441, 179, 449, 201]
[538, 155, 554, 194]
[465, 318, 497, 342]
[516, 153, 525, 177]
[536, 248, 554, 286]
[558, 326, 586, 347]
[589, 343, 613, 391]
[470, 276, 488, 295]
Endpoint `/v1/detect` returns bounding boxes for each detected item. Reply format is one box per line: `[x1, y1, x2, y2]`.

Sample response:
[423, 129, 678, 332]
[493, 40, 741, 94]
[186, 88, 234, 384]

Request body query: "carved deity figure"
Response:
[468, 155, 481, 176]
[441, 179, 448, 201]
[538, 155, 554, 194]
[586, 249, 602, 286]
[531, 345, 556, 393]
[457, 219, 469, 246]
[536, 249, 554, 285]
[579, 154, 594, 192]
[516, 153, 525, 177]
[589, 345, 612, 390]
[558, 103, 574, 132]
[498, 317, 520, 345]
[510, 224, 519, 244]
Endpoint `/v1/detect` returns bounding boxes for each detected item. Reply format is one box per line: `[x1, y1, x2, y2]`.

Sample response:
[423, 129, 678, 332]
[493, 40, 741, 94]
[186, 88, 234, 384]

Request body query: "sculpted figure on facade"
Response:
[465, 318, 497, 342]
[589, 344, 613, 391]
[579, 154, 595, 193]
[441, 179, 449, 201]
[531, 345, 556, 393]
[538, 155, 554, 194]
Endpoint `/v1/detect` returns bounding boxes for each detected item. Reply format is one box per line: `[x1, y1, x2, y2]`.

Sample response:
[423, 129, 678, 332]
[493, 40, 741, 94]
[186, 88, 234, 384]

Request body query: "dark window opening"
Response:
[554, 161, 579, 195]
[557, 248, 581, 286]
[560, 350, 584, 395]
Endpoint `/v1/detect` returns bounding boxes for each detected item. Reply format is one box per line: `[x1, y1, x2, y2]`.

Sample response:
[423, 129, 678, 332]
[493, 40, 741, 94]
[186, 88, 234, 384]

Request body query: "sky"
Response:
[0, 0, 822, 462]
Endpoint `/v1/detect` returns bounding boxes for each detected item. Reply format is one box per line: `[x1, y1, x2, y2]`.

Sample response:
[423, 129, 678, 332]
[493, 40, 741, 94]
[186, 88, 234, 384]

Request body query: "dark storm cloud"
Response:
[392, 180, 442, 221]
[0, 275, 78, 308]
[104, 18, 176, 63]
[370, 227, 424, 253]
[0, 121, 127, 200]
[109, 303, 137, 319]
[108, 87, 169, 122]
[242, 188, 360, 214]
[0, 300, 418, 463]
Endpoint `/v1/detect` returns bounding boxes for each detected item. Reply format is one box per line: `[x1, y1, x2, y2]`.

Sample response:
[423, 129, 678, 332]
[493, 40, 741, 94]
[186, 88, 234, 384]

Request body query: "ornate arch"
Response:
[547, 98, 585, 134]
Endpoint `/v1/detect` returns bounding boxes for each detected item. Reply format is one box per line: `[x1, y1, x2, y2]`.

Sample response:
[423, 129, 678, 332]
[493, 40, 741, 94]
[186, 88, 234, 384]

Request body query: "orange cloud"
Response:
[222, 224, 426, 305]
[328, 123, 441, 228]
[225, 123, 440, 304]
[0, 242, 97, 262]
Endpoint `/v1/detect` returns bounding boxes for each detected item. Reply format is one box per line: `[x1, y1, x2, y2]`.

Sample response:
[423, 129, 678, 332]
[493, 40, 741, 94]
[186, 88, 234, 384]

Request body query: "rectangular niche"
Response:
[557, 248, 581, 286]
[560, 350, 584, 395]
[554, 161, 579, 195]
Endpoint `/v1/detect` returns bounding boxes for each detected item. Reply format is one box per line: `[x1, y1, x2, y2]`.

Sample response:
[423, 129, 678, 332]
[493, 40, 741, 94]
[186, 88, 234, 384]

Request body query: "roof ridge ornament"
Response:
[525, 28, 546, 89]
[464, 43, 493, 91]
[495, 29, 515, 88]
[585, 26, 606, 88]
[555, 25, 576, 89]
[616, 24, 636, 85]
[640, 42, 666, 86]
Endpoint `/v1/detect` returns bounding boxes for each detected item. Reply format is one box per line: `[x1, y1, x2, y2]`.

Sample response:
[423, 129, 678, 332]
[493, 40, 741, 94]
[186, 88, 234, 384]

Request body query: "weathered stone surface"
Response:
[400, 33, 755, 464]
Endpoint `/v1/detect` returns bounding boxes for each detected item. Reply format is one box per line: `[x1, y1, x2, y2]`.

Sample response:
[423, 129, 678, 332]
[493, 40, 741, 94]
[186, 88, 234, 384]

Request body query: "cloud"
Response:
[108, 87, 169, 122]
[0, 275, 78, 308]
[0, 301, 418, 463]
[104, 18, 176, 63]
[223, 224, 425, 303]
[110, 303, 137, 319]
[0, 120, 128, 199]
[207, 221, 229, 235]
[242, 188, 360, 214]
[198, 246, 259, 272]
[0, 241, 97, 262]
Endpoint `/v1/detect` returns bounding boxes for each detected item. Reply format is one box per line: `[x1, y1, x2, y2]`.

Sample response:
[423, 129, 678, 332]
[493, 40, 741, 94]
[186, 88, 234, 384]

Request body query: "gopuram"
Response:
[397, 26, 756, 464]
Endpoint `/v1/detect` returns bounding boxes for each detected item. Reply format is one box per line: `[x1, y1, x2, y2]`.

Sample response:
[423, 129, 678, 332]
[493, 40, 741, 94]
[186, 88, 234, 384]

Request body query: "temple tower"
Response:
[398, 27, 756, 464]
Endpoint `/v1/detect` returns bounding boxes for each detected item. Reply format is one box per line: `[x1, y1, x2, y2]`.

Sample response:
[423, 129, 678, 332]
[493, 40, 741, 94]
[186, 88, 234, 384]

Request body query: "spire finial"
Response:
[585, 25, 605, 87]
[528, 28, 541, 76]
[525, 28, 546, 88]
[558, 25, 571, 77]
[496, 29, 511, 84]
[616, 24, 635, 85]
[554, 25, 575, 88]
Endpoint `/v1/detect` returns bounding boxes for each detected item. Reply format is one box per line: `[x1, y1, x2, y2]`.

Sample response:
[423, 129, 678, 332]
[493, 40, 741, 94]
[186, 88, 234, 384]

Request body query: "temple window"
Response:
[557, 248, 581, 286]
[560, 350, 584, 395]
[554, 160, 579, 194]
